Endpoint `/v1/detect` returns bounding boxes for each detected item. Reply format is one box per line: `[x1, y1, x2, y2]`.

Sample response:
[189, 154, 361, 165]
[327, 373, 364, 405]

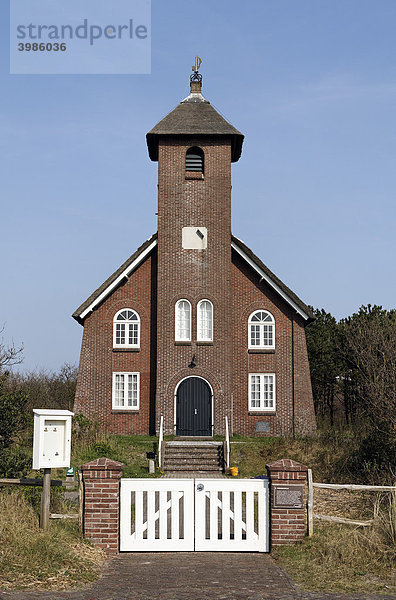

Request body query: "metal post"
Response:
[307, 468, 314, 537]
[158, 415, 164, 469]
[40, 468, 51, 530]
[78, 470, 84, 531]
[225, 416, 230, 468]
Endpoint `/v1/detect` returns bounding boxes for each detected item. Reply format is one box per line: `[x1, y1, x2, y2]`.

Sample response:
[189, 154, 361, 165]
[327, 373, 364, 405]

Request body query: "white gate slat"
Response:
[159, 490, 167, 541]
[222, 490, 230, 542]
[171, 490, 180, 541]
[257, 480, 268, 551]
[233, 490, 243, 542]
[135, 490, 144, 541]
[246, 490, 255, 540]
[147, 490, 156, 541]
[209, 490, 218, 541]
[120, 483, 132, 543]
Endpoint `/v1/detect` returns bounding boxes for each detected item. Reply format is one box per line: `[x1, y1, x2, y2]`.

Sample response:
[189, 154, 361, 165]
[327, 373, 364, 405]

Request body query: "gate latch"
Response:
[197, 483, 204, 492]
[194, 408, 198, 415]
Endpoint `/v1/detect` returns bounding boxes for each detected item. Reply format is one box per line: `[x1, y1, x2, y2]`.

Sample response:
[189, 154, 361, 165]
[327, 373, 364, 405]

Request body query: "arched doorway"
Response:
[175, 377, 212, 436]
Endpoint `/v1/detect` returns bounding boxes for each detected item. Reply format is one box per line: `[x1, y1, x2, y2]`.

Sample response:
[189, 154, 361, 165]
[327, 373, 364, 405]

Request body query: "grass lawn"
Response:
[272, 522, 396, 596]
[71, 433, 159, 477]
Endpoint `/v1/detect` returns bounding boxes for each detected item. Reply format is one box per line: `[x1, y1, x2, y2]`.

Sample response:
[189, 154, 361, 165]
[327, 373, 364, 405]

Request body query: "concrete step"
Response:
[166, 440, 219, 445]
[162, 441, 224, 473]
[165, 457, 222, 465]
[164, 464, 223, 473]
[165, 449, 221, 457]
[164, 459, 221, 467]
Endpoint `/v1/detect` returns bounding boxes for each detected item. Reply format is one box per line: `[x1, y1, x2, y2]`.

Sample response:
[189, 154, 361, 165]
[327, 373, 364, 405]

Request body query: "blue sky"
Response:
[1, 0, 395, 372]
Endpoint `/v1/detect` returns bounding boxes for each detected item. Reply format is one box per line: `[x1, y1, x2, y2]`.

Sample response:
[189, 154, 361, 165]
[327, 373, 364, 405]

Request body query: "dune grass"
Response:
[273, 517, 395, 595]
[0, 491, 105, 590]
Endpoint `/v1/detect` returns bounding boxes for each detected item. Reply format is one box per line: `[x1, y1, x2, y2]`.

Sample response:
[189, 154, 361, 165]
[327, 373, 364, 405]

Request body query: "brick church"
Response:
[73, 67, 316, 438]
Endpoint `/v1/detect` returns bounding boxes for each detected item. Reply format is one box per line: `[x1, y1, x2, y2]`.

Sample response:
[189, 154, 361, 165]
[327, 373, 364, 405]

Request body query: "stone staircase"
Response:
[162, 441, 224, 473]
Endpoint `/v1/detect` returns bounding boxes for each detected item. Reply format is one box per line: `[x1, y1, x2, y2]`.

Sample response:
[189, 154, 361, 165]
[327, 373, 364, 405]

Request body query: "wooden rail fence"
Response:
[307, 469, 396, 536]
[0, 476, 81, 527]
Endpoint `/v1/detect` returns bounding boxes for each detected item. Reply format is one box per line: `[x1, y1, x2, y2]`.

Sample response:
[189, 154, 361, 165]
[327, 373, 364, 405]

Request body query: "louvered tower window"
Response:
[186, 147, 204, 173]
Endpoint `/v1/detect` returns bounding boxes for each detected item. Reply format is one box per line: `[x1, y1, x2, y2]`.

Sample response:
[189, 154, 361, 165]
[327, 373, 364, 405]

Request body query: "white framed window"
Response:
[112, 372, 140, 410]
[197, 299, 213, 341]
[175, 299, 191, 342]
[248, 310, 275, 349]
[249, 373, 276, 411]
[113, 309, 140, 348]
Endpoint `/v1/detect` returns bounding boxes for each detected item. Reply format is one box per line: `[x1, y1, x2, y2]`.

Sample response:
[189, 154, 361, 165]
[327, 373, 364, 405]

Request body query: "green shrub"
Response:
[0, 446, 31, 478]
[0, 373, 28, 450]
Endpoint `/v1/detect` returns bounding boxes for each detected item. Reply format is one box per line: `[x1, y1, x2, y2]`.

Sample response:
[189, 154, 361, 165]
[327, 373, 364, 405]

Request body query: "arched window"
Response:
[186, 147, 204, 173]
[175, 299, 191, 342]
[248, 310, 275, 349]
[113, 309, 140, 348]
[197, 299, 213, 342]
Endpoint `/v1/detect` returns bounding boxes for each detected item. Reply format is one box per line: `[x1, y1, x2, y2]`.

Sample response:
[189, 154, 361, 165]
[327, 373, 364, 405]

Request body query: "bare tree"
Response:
[11, 363, 78, 412]
[341, 305, 396, 434]
[0, 326, 23, 372]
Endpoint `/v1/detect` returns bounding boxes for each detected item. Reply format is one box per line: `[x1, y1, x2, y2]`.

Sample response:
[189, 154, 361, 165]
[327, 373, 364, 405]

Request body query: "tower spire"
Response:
[190, 56, 202, 93]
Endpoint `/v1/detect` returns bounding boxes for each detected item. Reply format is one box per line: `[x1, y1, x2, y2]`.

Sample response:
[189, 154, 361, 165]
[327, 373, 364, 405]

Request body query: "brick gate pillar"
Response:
[81, 457, 124, 555]
[266, 458, 308, 546]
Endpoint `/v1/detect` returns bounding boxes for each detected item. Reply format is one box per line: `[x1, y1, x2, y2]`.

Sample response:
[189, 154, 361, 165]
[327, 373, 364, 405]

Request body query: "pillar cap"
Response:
[81, 457, 125, 471]
[266, 458, 308, 472]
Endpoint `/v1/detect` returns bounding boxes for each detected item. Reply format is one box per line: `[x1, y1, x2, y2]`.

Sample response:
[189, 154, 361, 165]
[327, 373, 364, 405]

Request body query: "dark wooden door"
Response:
[176, 377, 212, 436]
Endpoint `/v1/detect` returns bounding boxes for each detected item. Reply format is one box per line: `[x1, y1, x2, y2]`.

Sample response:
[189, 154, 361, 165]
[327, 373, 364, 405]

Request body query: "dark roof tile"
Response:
[146, 97, 244, 162]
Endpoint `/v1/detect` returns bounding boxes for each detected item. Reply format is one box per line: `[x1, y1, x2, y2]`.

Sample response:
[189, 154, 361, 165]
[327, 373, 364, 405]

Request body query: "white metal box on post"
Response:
[32, 409, 74, 470]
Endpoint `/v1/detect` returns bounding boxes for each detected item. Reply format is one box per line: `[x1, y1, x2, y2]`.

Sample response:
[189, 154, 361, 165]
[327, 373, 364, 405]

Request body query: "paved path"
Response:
[0, 553, 393, 600]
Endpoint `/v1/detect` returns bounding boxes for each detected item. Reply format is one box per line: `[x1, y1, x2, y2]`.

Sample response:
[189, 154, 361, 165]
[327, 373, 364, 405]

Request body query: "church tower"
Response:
[147, 64, 244, 435]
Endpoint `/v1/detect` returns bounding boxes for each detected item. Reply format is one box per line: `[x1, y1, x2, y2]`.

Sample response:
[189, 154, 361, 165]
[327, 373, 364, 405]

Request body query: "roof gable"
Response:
[231, 236, 314, 322]
[73, 233, 313, 325]
[72, 233, 157, 324]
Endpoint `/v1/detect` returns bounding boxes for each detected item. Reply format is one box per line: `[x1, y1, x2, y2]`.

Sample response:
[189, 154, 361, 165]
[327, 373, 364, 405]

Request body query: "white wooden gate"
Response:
[120, 479, 194, 551]
[195, 478, 268, 551]
[120, 478, 269, 552]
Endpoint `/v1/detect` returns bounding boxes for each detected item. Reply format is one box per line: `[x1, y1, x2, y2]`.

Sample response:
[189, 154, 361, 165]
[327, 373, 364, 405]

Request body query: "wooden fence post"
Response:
[40, 468, 51, 530]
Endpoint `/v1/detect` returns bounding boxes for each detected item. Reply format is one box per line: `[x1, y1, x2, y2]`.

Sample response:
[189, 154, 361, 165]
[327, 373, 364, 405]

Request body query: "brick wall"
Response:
[292, 315, 317, 435]
[74, 252, 157, 435]
[81, 457, 124, 554]
[266, 458, 308, 545]
[231, 253, 316, 436]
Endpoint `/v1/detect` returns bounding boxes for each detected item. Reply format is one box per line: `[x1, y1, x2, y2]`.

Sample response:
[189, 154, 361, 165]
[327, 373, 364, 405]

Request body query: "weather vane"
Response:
[191, 56, 202, 83]
[192, 56, 202, 73]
